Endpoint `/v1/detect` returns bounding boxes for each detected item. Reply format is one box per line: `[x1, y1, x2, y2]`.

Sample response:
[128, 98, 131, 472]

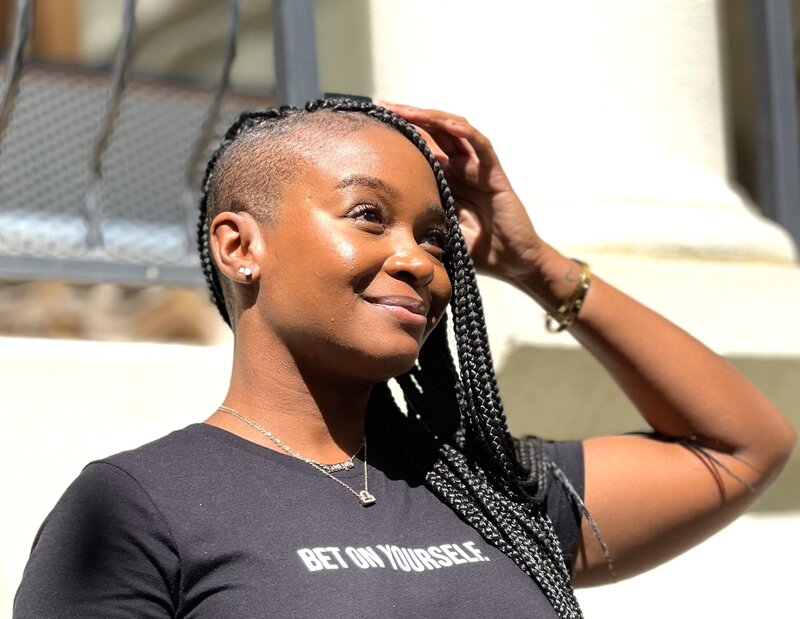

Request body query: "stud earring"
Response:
[238, 266, 253, 277]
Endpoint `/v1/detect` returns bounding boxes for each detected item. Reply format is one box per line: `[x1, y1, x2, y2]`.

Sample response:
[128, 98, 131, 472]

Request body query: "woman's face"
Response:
[254, 123, 452, 381]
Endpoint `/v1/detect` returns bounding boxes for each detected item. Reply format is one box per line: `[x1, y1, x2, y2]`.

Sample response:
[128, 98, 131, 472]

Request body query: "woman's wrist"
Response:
[508, 243, 585, 315]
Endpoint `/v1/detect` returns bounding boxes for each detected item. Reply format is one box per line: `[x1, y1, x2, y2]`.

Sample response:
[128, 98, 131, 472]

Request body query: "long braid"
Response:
[362, 103, 523, 482]
[198, 98, 584, 618]
[374, 376, 580, 616]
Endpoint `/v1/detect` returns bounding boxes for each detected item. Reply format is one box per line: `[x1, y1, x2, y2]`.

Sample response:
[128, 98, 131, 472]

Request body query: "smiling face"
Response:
[247, 121, 452, 381]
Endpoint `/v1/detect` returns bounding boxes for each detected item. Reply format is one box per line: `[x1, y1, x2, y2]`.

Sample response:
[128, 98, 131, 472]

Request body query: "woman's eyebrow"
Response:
[425, 202, 447, 225]
[335, 174, 445, 221]
[334, 175, 400, 198]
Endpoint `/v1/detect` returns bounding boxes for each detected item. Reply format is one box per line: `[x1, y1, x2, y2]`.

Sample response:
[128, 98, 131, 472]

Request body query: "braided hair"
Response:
[198, 97, 584, 618]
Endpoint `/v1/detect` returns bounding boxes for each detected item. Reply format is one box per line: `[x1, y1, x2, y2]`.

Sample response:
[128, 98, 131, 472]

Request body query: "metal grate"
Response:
[0, 63, 274, 286]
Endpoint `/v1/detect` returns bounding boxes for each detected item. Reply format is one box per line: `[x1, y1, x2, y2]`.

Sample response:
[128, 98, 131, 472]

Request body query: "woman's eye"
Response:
[422, 229, 448, 253]
[352, 204, 385, 227]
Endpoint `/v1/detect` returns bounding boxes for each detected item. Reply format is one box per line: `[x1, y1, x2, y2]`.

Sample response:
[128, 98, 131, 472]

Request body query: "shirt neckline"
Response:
[186, 422, 370, 480]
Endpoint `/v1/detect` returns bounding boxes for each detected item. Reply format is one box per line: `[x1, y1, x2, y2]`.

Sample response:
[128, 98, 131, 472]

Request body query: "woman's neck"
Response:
[205, 333, 373, 465]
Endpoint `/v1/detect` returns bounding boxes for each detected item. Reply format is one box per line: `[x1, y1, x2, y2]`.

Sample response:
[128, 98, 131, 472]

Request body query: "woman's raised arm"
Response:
[382, 102, 797, 586]
[518, 247, 796, 585]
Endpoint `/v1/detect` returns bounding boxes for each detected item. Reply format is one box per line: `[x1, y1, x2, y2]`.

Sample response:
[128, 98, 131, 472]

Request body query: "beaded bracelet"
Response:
[544, 260, 591, 333]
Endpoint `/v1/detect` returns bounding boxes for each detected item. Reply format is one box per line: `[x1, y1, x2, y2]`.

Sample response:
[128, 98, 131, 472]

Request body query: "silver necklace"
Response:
[217, 405, 376, 506]
[218, 405, 362, 473]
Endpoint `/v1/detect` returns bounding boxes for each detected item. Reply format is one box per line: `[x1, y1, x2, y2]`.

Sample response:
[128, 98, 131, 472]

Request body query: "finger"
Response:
[434, 118, 498, 167]
[419, 125, 473, 160]
[381, 102, 498, 167]
[380, 102, 469, 159]
[412, 127, 480, 186]
[453, 205, 483, 258]
[413, 125, 449, 167]
[382, 103, 468, 138]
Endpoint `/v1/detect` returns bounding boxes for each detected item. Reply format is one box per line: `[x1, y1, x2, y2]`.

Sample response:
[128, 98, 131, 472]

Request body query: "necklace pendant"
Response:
[325, 461, 355, 473]
[358, 490, 376, 506]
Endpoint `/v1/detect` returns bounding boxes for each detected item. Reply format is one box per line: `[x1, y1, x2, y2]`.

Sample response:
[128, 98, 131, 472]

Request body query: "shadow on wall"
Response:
[497, 345, 800, 513]
[315, 0, 374, 99]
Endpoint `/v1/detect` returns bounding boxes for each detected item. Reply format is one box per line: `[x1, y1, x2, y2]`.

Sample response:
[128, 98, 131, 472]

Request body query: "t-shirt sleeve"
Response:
[541, 440, 585, 572]
[13, 462, 179, 619]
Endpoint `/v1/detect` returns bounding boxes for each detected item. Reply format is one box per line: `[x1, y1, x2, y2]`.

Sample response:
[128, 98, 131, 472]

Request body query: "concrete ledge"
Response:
[528, 196, 797, 266]
[498, 345, 799, 512]
[479, 253, 800, 359]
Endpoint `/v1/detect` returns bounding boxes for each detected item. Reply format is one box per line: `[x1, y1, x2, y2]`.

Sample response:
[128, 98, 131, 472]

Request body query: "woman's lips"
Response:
[363, 295, 429, 326]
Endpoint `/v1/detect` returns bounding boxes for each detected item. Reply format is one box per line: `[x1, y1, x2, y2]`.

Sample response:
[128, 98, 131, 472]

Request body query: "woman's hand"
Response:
[380, 103, 550, 285]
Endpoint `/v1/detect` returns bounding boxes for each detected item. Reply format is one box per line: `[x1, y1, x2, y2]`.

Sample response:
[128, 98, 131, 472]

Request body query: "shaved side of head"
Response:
[207, 110, 378, 225]
[205, 110, 383, 316]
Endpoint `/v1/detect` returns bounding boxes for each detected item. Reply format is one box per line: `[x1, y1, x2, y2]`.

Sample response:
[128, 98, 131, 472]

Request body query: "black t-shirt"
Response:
[14, 424, 584, 618]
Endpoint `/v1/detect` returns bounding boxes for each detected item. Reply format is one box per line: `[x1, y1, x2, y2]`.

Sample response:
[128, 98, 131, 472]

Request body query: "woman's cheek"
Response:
[433, 267, 453, 307]
[329, 234, 358, 268]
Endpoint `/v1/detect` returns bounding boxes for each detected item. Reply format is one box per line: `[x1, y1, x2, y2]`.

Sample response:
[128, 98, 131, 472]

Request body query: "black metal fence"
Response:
[0, 0, 319, 287]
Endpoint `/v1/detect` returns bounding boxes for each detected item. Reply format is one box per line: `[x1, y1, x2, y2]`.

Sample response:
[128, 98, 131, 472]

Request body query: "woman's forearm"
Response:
[512, 243, 796, 478]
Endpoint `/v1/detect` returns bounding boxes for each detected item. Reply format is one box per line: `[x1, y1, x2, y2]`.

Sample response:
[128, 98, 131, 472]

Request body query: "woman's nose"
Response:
[383, 243, 436, 287]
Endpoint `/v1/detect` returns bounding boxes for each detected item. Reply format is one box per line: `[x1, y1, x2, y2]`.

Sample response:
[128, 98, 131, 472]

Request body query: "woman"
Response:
[14, 97, 795, 618]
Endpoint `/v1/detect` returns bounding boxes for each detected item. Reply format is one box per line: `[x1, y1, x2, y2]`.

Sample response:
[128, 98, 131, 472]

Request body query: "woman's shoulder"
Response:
[33, 423, 236, 528]
[27, 424, 242, 566]
[17, 444, 186, 618]
[515, 437, 585, 570]
[97, 422, 215, 473]
[37, 424, 219, 535]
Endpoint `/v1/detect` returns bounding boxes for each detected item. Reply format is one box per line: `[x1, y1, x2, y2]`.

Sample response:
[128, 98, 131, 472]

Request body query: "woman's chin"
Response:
[373, 358, 419, 382]
[355, 347, 420, 383]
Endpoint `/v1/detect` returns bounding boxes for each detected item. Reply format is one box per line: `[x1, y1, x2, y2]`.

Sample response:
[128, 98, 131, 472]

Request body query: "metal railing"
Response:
[0, 0, 319, 287]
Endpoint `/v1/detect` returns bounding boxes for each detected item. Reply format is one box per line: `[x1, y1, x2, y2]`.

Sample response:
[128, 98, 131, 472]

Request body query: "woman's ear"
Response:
[209, 210, 265, 283]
